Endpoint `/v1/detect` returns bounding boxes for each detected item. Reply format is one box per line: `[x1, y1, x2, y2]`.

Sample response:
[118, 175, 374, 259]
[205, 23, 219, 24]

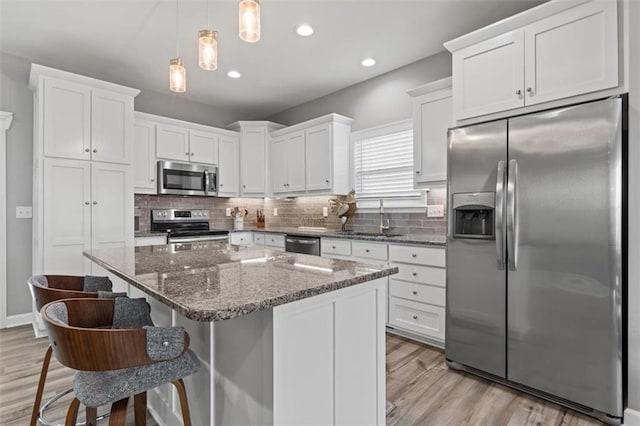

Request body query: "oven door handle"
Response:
[169, 235, 228, 243]
[285, 238, 318, 244]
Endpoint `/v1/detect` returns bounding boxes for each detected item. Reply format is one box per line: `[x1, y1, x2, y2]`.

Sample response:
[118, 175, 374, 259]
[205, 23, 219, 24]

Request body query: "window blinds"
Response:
[353, 129, 421, 199]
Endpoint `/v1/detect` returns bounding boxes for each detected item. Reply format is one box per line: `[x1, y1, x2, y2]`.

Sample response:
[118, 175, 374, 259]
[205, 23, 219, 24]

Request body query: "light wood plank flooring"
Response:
[1, 325, 604, 425]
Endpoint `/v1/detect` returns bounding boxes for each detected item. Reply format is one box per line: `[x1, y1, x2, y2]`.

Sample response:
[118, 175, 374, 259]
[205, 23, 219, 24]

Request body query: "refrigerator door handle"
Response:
[507, 159, 519, 270]
[495, 160, 506, 270]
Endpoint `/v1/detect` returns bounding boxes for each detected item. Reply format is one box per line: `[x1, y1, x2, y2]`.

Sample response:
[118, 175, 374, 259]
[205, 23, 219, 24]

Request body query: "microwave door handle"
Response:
[495, 160, 506, 270]
[204, 170, 210, 195]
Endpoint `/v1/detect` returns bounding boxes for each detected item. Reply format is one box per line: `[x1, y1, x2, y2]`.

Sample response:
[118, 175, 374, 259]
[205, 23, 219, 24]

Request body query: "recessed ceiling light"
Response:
[361, 58, 376, 67]
[227, 70, 241, 79]
[296, 24, 314, 37]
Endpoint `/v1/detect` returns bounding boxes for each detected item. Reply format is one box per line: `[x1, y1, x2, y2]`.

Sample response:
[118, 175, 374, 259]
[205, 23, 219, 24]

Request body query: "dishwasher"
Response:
[285, 235, 321, 256]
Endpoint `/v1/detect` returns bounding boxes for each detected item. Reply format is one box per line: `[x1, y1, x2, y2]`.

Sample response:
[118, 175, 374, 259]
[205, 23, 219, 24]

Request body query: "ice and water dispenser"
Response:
[452, 192, 495, 239]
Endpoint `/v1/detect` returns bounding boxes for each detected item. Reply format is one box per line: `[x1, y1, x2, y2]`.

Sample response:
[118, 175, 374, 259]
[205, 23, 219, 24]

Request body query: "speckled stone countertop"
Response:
[238, 227, 447, 247]
[85, 243, 398, 322]
[134, 231, 167, 238]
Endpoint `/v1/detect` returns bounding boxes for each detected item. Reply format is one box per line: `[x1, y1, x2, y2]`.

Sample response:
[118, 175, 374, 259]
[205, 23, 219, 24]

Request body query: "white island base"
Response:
[141, 278, 387, 426]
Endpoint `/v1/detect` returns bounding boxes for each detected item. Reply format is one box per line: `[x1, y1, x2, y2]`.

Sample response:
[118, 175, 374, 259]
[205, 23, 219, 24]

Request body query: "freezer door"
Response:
[507, 98, 623, 416]
[446, 120, 507, 378]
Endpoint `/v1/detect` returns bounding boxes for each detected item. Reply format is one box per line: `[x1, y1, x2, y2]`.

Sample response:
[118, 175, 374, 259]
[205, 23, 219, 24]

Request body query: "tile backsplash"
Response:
[135, 188, 447, 239]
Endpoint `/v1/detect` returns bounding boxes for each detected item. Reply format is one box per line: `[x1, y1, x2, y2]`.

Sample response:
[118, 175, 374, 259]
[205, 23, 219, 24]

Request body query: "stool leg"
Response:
[65, 397, 81, 426]
[31, 345, 53, 426]
[108, 398, 129, 426]
[172, 379, 192, 426]
[134, 392, 147, 426]
[85, 406, 97, 426]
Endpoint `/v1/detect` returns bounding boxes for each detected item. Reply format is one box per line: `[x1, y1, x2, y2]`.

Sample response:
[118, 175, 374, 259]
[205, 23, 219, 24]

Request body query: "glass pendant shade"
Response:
[198, 30, 218, 71]
[239, 0, 260, 43]
[169, 58, 186, 93]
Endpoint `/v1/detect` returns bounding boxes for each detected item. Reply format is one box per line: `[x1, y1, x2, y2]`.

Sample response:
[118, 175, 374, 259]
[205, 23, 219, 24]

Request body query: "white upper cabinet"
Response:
[272, 131, 306, 194]
[271, 136, 288, 193]
[408, 78, 452, 186]
[446, 0, 619, 121]
[156, 124, 189, 162]
[34, 68, 137, 164]
[305, 124, 332, 192]
[218, 134, 240, 197]
[189, 130, 219, 164]
[133, 118, 156, 194]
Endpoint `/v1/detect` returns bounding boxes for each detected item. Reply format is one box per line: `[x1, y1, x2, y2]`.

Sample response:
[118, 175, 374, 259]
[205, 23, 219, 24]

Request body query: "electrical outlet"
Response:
[225, 208, 231, 217]
[273, 208, 278, 217]
[322, 207, 328, 217]
[427, 205, 444, 218]
[16, 206, 33, 219]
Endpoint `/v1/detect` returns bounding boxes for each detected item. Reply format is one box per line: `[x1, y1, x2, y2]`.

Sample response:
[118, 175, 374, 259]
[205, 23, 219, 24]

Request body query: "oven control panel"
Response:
[152, 209, 209, 222]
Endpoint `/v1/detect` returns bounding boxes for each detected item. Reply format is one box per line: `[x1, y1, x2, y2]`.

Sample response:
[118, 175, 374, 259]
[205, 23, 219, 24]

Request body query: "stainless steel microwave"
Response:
[157, 160, 217, 196]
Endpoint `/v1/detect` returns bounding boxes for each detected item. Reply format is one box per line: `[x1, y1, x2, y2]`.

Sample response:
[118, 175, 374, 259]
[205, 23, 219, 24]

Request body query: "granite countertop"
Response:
[134, 231, 167, 238]
[85, 243, 398, 322]
[239, 227, 446, 247]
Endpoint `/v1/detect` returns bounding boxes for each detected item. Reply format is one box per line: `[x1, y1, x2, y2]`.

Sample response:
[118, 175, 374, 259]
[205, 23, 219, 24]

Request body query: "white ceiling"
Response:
[0, 0, 543, 118]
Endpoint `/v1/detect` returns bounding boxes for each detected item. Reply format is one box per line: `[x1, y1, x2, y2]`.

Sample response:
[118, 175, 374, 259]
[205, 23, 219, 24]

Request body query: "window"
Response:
[352, 120, 425, 209]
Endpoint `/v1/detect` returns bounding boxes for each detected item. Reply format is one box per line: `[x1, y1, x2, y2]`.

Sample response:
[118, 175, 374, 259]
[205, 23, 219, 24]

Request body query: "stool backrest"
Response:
[42, 298, 190, 372]
[28, 275, 98, 311]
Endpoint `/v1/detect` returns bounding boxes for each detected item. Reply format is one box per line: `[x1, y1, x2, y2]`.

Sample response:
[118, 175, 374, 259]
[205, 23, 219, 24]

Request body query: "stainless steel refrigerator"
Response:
[445, 97, 625, 423]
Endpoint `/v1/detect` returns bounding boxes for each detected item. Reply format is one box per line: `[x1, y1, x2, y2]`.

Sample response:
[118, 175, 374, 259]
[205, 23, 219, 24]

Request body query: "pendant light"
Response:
[169, 0, 186, 93]
[199, 0, 218, 71]
[239, 0, 260, 43]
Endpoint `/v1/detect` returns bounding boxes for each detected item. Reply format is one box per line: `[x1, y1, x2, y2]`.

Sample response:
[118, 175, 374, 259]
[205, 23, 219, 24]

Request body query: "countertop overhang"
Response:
[85, 242, 398, 322]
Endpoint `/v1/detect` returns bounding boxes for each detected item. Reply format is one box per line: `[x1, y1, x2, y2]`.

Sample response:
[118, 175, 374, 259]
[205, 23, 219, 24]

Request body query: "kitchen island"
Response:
[85, 242, 398, 426]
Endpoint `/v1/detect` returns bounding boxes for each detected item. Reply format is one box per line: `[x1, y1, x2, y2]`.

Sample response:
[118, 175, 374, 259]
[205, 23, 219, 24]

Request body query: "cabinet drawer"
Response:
[389, 297, 445, 341]
[321, 239, 351, 257]
[389, 245, 445, 267]
[393, 263, 445, 287]
[135, 235, 167, 247]
[230, 232, 253, 246]
[351, 241, 388, 262]
[254, 232, 266, 245]
[390, 280, 445, 307]
[266, 234, 285, 249]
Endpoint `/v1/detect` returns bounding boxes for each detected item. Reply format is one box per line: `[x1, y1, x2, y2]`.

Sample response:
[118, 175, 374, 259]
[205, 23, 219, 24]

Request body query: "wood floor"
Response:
[0, 325, 603, 425]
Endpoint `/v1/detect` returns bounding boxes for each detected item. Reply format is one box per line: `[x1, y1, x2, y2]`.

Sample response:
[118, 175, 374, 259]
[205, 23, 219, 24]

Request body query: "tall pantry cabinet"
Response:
[29, 64, 139, 277]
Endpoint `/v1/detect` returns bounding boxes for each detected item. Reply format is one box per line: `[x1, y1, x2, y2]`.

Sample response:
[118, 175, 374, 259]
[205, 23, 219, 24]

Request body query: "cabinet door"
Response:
[156, 124, 189, 161]
[43, 158, 91, 274]
[90, 162, 133, 251]
[133, 119, 157, 194]
[414, 90, 452, 185]
[218, 135, 239, 197]
[240, 128, 266, 195]
[524, 1, 618, 106]
[452, 30, 524, 120]
[189, 130, 219, 165]
[271, 137, 288, 194]
[91, 89, 133, 164]
[43, 78, 91, 160]
[286, 131, 306, 192]
[305, 124, 332, 191]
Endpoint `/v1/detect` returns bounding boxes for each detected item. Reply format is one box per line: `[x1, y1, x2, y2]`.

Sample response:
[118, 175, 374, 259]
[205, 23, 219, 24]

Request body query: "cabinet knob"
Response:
[85, 148, 90, 153]
[515, 89, 522, 95]
[190, 153, 194, 156]
[412, 315, 418, 320]
[85, 201, 90, 205]
[416, 171, 420, 174]
[332, 246, 336, 249]
[412, 272, 417, 277]
[365, 249, 370, 253]
[325, 179, 329, 183]
[92, 201, 98, 205]
[150, 179, 155, 182]
[411, 253, 417, 258]
[186, 152, 190, 156]
[243, 185, 246, 188]
[526, 87, 533, 94]
[220, 183, 224, 187]
[412, 290, 418, 295]
[283, 184, 287, 187]
[92, 149, 97, 153]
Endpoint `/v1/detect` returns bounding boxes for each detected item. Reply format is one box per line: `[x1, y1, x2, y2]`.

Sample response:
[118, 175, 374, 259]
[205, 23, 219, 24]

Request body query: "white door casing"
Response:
[0, 112, 13, 329]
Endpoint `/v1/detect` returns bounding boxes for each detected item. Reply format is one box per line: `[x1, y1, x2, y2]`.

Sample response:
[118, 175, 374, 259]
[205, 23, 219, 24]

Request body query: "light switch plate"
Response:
[322, 207, 328, 217]
[225, 208, 231, 217]
[16, 206, 33, 218]
[273, 208, 278, 217]
[427, 205, 444, 218]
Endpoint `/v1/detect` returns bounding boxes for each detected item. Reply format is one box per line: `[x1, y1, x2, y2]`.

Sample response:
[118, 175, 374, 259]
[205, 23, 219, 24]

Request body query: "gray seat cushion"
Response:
[112, 298, 153, 329]
[30, 275, 48, 288]
[83, 276, 113, 292]
[73, 350, 200, 407]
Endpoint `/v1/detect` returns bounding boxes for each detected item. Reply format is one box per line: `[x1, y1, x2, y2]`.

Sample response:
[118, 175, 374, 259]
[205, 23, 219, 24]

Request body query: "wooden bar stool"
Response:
[28, 274, 116, 426]
[41, 297, 200, 426]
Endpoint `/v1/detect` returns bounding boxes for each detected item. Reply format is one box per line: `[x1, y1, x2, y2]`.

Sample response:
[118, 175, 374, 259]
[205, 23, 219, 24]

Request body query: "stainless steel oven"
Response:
[285, 235, 320, 256]
[157, 160, 217, 196]
[151, 209, 228, 243]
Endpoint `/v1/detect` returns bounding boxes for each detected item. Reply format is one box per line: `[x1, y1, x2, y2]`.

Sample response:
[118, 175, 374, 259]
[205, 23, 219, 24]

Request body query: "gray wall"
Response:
[267, 51, 451, 131]
[1, 52, 33, 316]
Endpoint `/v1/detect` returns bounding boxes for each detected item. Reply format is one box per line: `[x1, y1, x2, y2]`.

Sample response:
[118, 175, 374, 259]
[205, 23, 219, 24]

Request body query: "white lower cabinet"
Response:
[135, 235, 167, 246]
[389, 297, 445, 341]
[320, 238, 352, 259]
[229, 232, 253, 246]
[254, 232, 285, 250]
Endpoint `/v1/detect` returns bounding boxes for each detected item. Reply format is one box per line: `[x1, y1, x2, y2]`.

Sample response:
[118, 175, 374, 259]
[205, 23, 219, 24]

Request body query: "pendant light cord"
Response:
[175, 0, 179, 57]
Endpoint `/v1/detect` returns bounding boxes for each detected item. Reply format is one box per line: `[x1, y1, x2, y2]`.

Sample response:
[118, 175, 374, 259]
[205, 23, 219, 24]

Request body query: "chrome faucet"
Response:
[379, 199, 390, 233]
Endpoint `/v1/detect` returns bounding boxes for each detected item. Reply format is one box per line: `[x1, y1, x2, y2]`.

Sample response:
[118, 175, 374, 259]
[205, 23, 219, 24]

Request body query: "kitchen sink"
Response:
[338, 231, 404, 238]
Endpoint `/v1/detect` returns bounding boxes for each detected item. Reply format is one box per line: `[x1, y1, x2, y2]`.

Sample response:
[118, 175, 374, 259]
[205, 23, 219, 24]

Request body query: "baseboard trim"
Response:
[625, 408, 640, 425]
[4, 313, 32, 328]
